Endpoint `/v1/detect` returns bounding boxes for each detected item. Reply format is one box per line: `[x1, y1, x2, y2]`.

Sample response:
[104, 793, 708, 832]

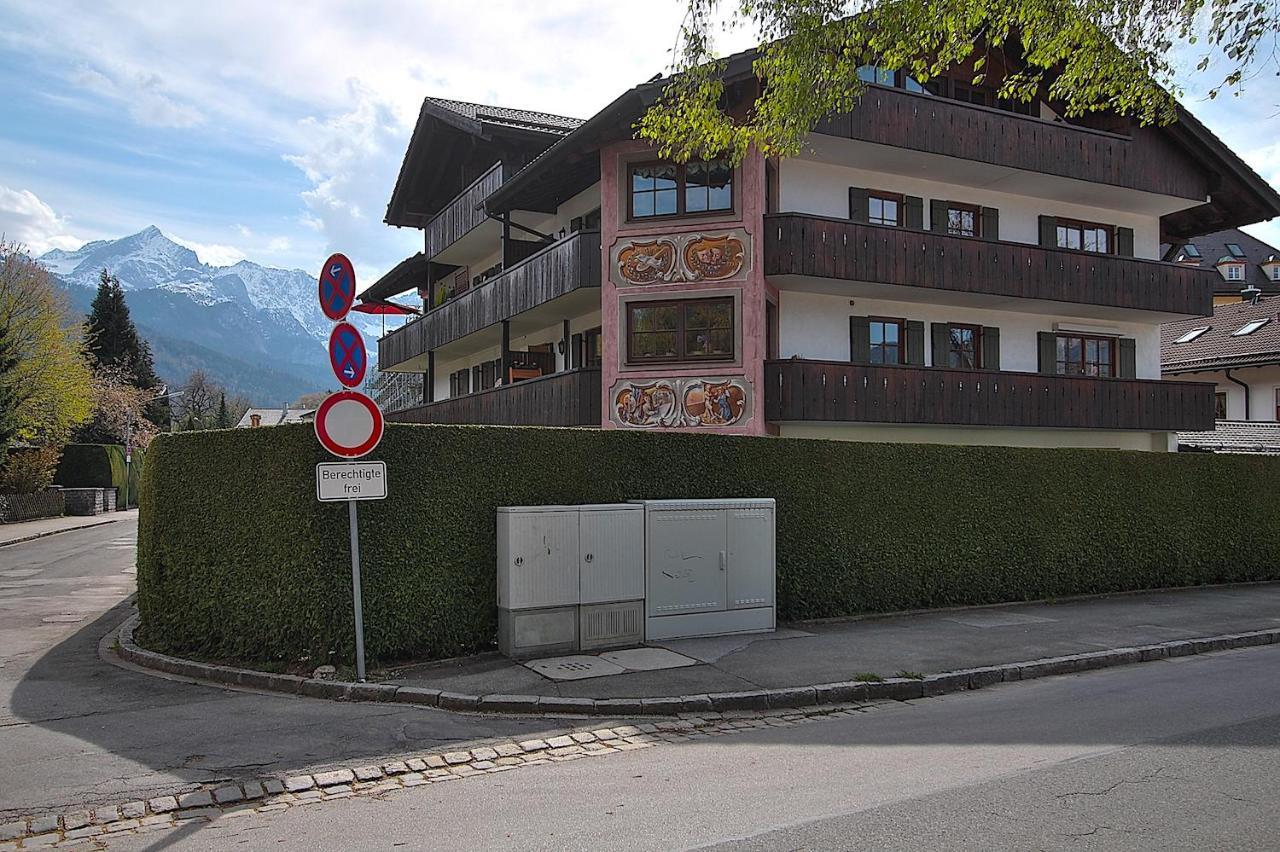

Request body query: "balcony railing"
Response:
[424, 162, 506, 259]
[387, 368, 601, 427]
[379, 230, 601, 371]
[764, 214, 1214, 316]
[815, 85, 1208, 202]
[764, 360, 1215, 432]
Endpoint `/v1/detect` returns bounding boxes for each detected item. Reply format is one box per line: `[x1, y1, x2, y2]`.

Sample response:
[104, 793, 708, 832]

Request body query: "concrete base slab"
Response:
[525, 656, 627, 681]
[944, 612, 1057, 628]
[599, 648, 697, 672]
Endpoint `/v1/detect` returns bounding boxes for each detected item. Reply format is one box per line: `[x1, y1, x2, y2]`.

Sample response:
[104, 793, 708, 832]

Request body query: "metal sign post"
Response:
[348, 499, 366, 682]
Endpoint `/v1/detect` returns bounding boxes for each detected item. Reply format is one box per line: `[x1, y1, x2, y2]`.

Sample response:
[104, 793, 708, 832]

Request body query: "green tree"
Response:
[0, 322, 22, 448]
[216, 392, 230, 429]
[640, 0, 1280, 162]
[0, 243, 93, 447]
[85, 269, 170, 429]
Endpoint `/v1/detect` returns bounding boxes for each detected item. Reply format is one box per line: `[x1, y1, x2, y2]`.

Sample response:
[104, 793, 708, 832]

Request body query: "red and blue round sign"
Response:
[328, 322, 367, 388]
[318, 253, 356, 321]
[314, 391, 384, 459]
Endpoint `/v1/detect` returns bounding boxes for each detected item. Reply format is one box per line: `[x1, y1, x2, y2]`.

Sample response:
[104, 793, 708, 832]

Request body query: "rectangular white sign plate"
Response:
[316, 461, 387, 501]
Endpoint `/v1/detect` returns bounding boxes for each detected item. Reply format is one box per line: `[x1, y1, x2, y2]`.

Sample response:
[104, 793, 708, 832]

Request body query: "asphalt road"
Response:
[107, 643, 1280, 851]
[0, 519, 550, 820]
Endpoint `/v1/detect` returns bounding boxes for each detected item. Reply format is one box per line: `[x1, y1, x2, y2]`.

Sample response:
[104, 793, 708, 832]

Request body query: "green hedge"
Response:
[54, 443, 145, 507]
[136, 424, 1280, 666]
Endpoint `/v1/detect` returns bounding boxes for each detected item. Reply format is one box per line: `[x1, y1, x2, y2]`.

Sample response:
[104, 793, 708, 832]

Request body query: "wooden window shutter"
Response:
[929, 200, 948, 232]
[1037, 332, 1058, 374]
[848, 188, 869, 222]
[980, 207, 999, 240]
[1116, 227, 1135, 257]
[1118, 338, 1137, 379]
[571, 333, 583, 369]
[905, 320, 926, 366]
[930, 323, 951, 366]
[981, 326, 1000, 370]
[849, 316, 871, 363]
[904, 196, 924, 230]
[1038, 215, 1057, 248]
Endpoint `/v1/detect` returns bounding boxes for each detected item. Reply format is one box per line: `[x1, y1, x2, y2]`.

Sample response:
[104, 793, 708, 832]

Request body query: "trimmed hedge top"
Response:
[54, 443, 145, 507]
[136, 424, 1280, 667]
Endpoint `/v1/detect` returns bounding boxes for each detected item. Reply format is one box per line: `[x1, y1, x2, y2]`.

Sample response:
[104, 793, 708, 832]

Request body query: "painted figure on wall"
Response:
[612, 231, 749, 286]
[683, 380, 747, 426]
[683, 235, 744, 281]
[615, 381, 679, 427]
[617, 240, 677, 284]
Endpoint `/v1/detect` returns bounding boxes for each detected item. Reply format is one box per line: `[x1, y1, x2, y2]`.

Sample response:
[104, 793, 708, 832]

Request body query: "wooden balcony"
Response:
[815, 86, 1208, 201]
[764, 214, 1214, 316]
[764, 360, 1215, 432]
[387, 368, 601, 427]
[424, 162, 506, 259]
[379, 230, 601, 370]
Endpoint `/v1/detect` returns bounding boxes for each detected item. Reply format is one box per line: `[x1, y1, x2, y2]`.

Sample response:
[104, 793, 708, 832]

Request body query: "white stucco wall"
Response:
[779, 423, 1176, 452]
[778, 290, 1164, 378]
[778, 158, 1163, 259]
[1168, 365, 1280, 421]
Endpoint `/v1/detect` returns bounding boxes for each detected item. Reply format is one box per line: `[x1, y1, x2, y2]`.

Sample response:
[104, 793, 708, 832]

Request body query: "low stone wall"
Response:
[103, 488, 117, 512]
[0, 491, 65, 523]
[62, 488, 105, 516]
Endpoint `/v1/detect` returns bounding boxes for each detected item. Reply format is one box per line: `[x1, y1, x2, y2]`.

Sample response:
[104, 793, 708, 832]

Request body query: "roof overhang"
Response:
[359, 252, 427, 302]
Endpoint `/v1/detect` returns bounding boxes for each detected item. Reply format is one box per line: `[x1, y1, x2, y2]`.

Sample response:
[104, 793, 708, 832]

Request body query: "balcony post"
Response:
[500, 320, 511, 385]
[561, 319, 571, 372]
[424, 350, 434, 403]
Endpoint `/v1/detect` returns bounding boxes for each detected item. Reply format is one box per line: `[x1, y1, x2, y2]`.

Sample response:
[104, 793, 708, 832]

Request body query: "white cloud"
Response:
[0, 184, 82, 253]
[169, 234, 246, 267]
[72, 64, 204, 129]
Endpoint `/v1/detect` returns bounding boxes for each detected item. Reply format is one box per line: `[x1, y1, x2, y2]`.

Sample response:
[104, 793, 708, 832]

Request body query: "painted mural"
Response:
[611, 229, 750, 287]
[610, 377, 751, 429]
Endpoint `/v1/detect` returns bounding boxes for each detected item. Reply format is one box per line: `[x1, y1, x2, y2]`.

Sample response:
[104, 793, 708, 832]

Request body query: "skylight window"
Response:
[1174, 326, 1210, 344]
[1182, 243, 1201, 258]
[1226, 243, 1246, 258]
[1231, 319, 1270, 337]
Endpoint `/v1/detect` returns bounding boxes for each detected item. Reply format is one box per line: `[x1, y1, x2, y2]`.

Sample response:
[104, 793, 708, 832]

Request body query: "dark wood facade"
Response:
[815, 85, 1209, 202]
[387, 368, 601, 426]
[764, 214, 1215, 316]
[379, 230, 601, 370]
[424, 162, 506, 258]
[764, 360, 1214, 432]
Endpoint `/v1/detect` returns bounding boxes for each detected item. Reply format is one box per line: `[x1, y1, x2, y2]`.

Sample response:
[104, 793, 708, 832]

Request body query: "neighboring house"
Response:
[1162, 294, 1280, 453]
[236, 408, 315, 428]
[362, 50, 1280, 452]
[1162, 227, 1280, 305]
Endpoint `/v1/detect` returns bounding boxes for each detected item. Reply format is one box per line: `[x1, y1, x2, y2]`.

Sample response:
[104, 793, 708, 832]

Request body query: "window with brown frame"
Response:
[867, 192, 903, 227]
[582, 327, 602, 368]
[1055, 218, 1113, 254]
[869, 318, 906, 364]
[1215, 391, 1228, 420]
[626, 297, 734, 364]
[946, 203, 981, 237]
[1055, 333, 1115, 377]
[629, 159, 733, 220]
[947, 324, 982, 368]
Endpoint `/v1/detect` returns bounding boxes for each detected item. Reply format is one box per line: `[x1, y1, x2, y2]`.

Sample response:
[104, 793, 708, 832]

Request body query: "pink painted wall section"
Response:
[599, 140, 769, 435]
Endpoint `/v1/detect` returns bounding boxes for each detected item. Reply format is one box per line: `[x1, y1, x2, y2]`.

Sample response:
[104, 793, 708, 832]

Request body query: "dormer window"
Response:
[1232, 318, 1270, 337]
[1225, 265, 1244, 281]
[1262, 256, 1280, 281]
[1174, 326, 1210, 344]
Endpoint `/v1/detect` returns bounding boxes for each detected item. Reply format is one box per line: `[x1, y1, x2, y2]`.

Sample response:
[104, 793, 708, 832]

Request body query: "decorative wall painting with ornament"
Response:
[610, 228, 751, 287]
[610, 377, 751, 429]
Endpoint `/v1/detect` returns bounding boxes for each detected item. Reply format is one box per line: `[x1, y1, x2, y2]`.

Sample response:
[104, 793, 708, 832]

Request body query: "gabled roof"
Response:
[236, 408, 316, 427]
[1162, 228, 1280, 295]
[385, 97, 583, 228]
[1161, 295, 1280, 372]
[1177, 421, 1280, 454]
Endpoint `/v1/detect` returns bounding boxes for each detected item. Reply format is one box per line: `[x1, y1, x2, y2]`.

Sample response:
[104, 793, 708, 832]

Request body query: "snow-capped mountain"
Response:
[42, 227, 387, 404]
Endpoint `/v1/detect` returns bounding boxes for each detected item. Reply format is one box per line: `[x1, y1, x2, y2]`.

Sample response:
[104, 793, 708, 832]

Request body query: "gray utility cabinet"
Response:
[496, 504, 644, 658]
[643, 499, 776, 641]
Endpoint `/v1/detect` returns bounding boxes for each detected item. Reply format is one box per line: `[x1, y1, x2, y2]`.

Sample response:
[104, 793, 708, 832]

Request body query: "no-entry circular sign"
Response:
[328, 322, 367, 388]
[314, 391, 384, 459]
[318, 253, 357, 321]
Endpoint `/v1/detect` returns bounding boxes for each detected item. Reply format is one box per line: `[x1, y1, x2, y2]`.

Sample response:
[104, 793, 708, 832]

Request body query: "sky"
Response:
[0, 1, 1277, 287]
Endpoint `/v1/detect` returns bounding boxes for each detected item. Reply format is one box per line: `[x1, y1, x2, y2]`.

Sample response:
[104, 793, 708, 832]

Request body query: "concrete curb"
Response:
[114, 614, 1280, 717]
[0, 514, 127, 548]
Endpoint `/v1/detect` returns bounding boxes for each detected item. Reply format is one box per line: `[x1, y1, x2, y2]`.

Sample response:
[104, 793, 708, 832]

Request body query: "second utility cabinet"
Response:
[643, 499, 776, 641]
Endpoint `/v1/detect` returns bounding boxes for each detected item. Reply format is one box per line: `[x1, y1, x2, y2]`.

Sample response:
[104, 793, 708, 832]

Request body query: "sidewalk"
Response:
[389, 583, 1280, 701]
[0, 508, 136, 547]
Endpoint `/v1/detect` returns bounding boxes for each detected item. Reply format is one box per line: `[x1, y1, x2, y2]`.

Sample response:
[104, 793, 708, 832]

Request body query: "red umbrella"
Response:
[352, 300, 419, 337]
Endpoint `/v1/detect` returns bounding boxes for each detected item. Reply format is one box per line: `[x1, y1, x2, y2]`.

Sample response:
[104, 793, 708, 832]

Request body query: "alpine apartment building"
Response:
[362, 48, 1280, 451]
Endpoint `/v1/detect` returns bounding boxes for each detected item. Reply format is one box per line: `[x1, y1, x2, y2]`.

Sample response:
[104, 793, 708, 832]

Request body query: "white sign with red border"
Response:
[314, 390, 384, 459]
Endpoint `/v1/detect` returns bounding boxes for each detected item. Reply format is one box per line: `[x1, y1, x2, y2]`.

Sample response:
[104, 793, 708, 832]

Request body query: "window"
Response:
[1055, 333, 1115, 377]
[868, 192, 902, 227]
[1224, 265, 1244, 281]
[1271, 266, 1280, 281]
[1226, 243, 1246, 258]
[583, 327, 602, 368]
[629, 159, 733, 220]
[1056, 219, 1112, 254]
[626, 298, 734, 364]
[870, 319, 906, 364]
[1275, 387, 1280, 421]
[1174, 326, 1210, 344]
[1182, 243, 1202, 258]
[1232, 318, 1270, 337]
[946, 203, 980, 237]
[947, 324, 982, 368]
[1215, 392, 1228, 420]
[857, 64, 896, 86]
